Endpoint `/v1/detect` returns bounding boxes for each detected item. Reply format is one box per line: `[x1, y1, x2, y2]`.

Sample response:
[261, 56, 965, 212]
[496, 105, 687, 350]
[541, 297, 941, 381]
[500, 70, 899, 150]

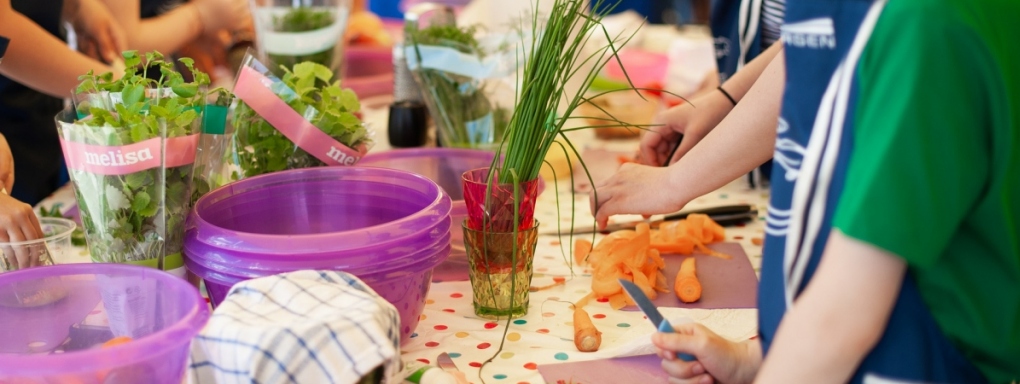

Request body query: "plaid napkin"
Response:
[187, 271, 401, 384]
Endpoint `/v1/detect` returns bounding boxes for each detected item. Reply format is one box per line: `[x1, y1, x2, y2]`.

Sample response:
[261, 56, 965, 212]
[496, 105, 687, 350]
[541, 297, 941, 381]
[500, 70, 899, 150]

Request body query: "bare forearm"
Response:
[666, 48, 784, 203]
[103, 0, 201, 53]
[720, 40, 783, 101]
[0, 9, 112, 98]
[755, 231, 906, 383]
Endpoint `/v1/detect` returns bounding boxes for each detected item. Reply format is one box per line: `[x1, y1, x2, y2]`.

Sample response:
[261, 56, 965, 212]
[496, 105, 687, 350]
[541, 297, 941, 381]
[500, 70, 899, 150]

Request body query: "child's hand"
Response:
[0, 133, 13, 192]
[0, 192, 44, 271]
[652, 323, 761, 384]
[589, 162, 686, 229]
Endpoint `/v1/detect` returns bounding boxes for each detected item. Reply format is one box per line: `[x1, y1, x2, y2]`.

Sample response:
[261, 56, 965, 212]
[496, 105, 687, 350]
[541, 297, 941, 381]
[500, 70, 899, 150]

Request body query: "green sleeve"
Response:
[833, 2, 993, 267]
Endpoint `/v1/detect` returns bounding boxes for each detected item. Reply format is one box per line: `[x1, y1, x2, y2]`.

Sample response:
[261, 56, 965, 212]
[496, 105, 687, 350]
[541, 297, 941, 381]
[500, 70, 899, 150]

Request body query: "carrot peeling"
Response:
[574, 238, 593, 266]
[531, 279, 567, 292]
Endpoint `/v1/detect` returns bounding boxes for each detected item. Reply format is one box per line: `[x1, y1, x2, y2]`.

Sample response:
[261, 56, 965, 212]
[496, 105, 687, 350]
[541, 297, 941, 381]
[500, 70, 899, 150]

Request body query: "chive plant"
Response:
[476, 0, 654, 379]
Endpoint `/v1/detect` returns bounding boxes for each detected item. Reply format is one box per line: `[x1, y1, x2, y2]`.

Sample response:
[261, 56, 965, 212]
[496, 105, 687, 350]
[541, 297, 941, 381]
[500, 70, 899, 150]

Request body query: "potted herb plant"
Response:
[463, 0, 647, 319]
[56, 51, 208, 277]
[406, 23, 519, 150]
[222, 55, 371, 181]
[251, 0, 350, 78]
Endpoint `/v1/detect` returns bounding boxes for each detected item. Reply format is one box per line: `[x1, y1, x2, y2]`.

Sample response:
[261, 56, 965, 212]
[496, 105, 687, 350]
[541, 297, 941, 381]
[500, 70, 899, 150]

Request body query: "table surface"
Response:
[37, 99, 770, 384]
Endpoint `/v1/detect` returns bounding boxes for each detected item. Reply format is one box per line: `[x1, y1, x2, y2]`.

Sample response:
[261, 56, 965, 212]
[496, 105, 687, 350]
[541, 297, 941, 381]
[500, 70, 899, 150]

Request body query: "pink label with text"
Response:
[233, 66, 365, 166]
[60, 134, 199, 175]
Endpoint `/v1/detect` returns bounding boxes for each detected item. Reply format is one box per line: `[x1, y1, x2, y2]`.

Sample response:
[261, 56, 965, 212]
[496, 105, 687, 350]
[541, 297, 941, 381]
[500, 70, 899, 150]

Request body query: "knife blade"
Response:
[618, 279, 696, 362]
[542, 204, 757, 235]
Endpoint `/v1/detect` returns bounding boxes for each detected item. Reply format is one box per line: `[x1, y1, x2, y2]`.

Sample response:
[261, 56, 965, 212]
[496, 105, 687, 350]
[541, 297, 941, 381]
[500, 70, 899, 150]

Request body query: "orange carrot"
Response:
[573, 304, 602, 352]
[101, 336, 133, 348]
[674, 257, 702, 303]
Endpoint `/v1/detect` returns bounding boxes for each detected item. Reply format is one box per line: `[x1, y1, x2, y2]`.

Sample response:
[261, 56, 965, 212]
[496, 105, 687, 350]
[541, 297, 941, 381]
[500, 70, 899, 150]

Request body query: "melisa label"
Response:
[60, 134, 199, 175]
[233, 66, 364, 167]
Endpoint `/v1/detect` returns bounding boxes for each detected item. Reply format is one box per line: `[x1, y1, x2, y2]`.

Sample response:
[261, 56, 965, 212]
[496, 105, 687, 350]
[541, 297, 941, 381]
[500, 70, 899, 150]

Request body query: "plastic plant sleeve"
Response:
[222, 52, 373, 182]
[55, 95, 200, 277]
[250, 0, 352, 79]
[406, 28, 527, 151]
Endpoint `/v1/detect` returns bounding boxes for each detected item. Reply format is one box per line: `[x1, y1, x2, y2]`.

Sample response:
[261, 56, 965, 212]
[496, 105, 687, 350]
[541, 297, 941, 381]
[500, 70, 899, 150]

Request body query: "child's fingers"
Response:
[660, 357, 709, 383]
[652, 329, 700, 354]
[666, 373, 714, 384]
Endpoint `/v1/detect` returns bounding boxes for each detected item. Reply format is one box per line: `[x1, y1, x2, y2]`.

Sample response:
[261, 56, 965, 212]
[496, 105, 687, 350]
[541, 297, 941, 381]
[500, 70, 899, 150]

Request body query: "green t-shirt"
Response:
[834, 0, 1020, 382]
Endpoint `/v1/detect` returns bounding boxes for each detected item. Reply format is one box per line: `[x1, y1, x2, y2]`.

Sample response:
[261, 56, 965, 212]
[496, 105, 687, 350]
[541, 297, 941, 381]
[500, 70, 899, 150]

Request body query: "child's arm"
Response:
[640, 41, 785, 167]
[97, 0, 251, 55]
[0, 0, 115, 98]
[754, 230, 905, 383]
[591, 48, 785, 227]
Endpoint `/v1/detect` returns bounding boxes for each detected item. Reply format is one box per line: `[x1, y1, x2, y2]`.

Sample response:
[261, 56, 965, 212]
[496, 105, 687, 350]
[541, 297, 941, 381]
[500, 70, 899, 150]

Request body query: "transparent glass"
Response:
[251, 0, 352, 79]
[461, 167, 539, 233]
[462, 220, 538, 319]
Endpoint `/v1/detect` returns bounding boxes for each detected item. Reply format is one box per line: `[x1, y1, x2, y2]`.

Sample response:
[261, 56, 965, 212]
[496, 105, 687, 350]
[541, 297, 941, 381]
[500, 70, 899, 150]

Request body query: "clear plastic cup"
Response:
[0, 217, 77, 272]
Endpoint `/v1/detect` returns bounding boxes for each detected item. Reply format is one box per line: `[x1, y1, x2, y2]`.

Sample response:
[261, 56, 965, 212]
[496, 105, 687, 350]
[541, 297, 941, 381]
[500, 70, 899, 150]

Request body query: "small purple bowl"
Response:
[0, 263, 208, 383]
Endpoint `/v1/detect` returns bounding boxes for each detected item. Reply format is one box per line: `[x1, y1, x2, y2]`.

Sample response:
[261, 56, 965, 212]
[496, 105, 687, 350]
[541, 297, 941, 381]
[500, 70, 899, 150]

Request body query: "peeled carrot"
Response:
[573, 304, 602, 352]
[675, 257, 702, 303]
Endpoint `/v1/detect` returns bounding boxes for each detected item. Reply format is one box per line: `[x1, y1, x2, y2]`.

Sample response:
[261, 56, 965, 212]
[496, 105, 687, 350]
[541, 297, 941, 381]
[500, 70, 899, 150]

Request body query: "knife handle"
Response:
[657, 320, 697, 362]
[663, 204, 753, 222]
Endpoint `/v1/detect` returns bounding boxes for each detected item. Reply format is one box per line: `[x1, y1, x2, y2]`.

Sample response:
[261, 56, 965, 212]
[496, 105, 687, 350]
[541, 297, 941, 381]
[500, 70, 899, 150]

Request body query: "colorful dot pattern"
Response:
[397, 177, 766, 383]
[42, 124, 769, 384]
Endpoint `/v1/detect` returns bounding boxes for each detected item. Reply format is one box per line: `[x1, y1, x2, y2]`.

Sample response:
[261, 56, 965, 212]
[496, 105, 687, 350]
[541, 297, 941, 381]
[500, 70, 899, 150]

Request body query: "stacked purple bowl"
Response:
[183, 167, 451, 344]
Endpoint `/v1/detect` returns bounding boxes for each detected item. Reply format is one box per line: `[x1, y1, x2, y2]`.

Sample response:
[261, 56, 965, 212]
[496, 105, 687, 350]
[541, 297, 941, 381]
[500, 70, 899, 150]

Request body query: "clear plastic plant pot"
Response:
[54, 107, 200, 277]
[251, 0, 352, 79]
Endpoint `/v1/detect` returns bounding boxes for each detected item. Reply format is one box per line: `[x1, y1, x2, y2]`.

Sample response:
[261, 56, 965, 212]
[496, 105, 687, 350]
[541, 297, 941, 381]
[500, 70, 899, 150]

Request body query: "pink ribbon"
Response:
[61, 134, 199, 175]
[233, 66, 365, 166]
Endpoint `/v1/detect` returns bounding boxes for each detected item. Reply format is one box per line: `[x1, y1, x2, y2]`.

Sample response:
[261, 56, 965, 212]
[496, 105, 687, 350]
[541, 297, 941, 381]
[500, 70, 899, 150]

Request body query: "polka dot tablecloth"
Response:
[36, 137, 770, 384]
[400, 144, 769, 384]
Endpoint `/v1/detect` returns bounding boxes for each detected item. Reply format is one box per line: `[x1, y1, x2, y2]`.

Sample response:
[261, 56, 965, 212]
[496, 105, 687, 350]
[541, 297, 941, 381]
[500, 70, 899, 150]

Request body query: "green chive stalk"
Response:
[494, 0, 638, 184]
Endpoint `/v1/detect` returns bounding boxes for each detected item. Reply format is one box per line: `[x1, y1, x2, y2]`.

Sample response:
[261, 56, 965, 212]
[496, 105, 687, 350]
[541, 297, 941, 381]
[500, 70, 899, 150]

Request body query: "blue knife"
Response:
[618, 278, 697, 362]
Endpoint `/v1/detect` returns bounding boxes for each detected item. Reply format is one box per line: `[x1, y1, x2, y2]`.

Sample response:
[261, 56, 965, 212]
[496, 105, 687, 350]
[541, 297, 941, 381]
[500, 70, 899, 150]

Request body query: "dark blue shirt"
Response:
[0, 0, 66, 205]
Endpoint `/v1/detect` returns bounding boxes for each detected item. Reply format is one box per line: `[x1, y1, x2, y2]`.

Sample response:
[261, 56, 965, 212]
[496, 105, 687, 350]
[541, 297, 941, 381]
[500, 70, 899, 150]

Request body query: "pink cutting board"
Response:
[623, 242, 759, 310]
[538, 354, 667, 384]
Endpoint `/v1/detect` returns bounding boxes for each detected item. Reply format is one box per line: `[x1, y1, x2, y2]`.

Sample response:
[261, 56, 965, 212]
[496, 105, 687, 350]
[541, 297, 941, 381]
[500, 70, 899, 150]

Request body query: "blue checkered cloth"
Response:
[187, 271, 401, 384]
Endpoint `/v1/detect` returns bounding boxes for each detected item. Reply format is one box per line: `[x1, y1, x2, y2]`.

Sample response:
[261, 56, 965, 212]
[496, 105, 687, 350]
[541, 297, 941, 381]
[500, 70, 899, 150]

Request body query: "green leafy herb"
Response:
[268, 7, 337, 72]
[408, 24, 511, 149]
[63, 51, 210, 266]
[227, 61, 369, 179]
[37, 204, 87, 247]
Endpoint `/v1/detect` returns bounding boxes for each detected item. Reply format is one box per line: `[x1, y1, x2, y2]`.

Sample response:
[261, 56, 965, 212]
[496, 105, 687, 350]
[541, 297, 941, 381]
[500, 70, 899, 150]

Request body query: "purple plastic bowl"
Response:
[184, 167, 451, 344]
[191, 242, 449, 342]
[185, 211, 451, 276]
[0, 263, 208, 383]
[185, 167, 451, 262]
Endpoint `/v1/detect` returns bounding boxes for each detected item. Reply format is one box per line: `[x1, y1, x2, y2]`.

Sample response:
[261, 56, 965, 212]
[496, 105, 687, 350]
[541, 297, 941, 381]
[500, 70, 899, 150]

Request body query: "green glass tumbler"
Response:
[462, 220, 539, 319]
